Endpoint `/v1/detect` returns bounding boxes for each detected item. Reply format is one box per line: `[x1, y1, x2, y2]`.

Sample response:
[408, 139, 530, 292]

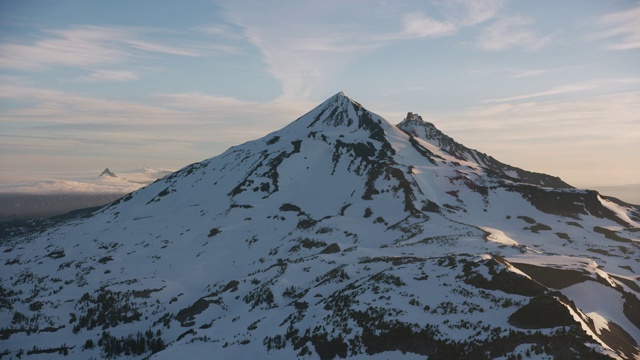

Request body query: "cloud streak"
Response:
[477, 16, 551, 51]
[402, 12, 458, 38]
[0, 25, 229, 72]
[0, 84, 184, 124]
[481, 83, 598, 103]
[0, 30, 126, 70]
[218, 0, 506, 101]
[592, 5, 640, 50]
[402, 0, 505, 38]
[70, 70, 139, 83]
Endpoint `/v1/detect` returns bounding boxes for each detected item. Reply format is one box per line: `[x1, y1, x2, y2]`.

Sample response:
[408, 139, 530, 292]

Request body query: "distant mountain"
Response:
[1, 92, 638, 359]
[100, 168, 118, 178]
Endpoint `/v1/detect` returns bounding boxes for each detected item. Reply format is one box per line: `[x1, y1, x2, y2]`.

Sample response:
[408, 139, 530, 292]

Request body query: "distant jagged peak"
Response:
[398, 112, 457, 155]
[404, 112, 425, 123]
[99, 168, 117, 178]
[397, 113, 572, 189]
[399, 112, 437, 132]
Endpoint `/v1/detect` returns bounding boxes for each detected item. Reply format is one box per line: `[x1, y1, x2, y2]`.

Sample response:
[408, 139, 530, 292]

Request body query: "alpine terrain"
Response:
[1, 92, 639, 359]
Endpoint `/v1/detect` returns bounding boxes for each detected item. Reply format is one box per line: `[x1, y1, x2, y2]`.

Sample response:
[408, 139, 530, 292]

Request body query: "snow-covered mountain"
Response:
[1, 92, 639, 359]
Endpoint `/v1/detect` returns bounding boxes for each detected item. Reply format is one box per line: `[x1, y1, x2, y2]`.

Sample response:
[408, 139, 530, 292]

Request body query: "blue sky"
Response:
[1, 0, 639, 188]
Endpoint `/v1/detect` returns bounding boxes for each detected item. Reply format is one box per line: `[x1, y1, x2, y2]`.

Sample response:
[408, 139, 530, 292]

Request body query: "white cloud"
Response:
[123, 38, 200, 57]
[402, 0, 504, 38]
[592, 5, 640, 50]
[71, 70, 139, 83]
[402, 12, 457, 38]
[0, 178, 140, 194]
[195, 24, 243, 40]
[458, 0, 505, 26]
[477, 16, 551, 51]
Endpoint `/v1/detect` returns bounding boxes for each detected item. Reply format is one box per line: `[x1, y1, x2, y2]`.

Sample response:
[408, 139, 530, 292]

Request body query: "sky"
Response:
[0, 0, 639, 190]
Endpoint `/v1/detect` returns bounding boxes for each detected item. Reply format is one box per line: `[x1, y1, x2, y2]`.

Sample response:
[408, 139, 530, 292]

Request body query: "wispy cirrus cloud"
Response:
[0, 82, 311, 144]
[218, 0, 505, 101]
[0, 29, 127, 70]
[0, 83, 183, 124]
[0, 25, 229, 71]
[156, 92, 312, 131]
[592, 5, 640, 50]
[481, 83, 598, 103]
[402, 0, 504, 38]
[0, 83, 317, 178]
[477, 16, 551, 51]
[508, 64, 592, 79]
[402, 12, 458, 38]
[458, 0, 505, 26]
[218, 1, 387, 101]
[70, 70, 139, 83]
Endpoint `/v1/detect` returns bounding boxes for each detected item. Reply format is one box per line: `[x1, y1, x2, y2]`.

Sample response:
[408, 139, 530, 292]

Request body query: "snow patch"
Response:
[562, 280, 640, 342]
[479, 226, 519, 246]
[588, 312, 611, 336]
[598, 195, 640, 228]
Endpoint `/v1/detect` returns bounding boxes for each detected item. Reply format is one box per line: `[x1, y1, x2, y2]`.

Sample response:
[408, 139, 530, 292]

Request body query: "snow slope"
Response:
[1, 92, 639, 359]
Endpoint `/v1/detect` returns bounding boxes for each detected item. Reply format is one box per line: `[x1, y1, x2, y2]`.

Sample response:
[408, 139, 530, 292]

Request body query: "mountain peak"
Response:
[324, 91, 362, 110]
[291, 92, 384, 132]
[332, 90, 351, 101]
[99, 168, 117, 178]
